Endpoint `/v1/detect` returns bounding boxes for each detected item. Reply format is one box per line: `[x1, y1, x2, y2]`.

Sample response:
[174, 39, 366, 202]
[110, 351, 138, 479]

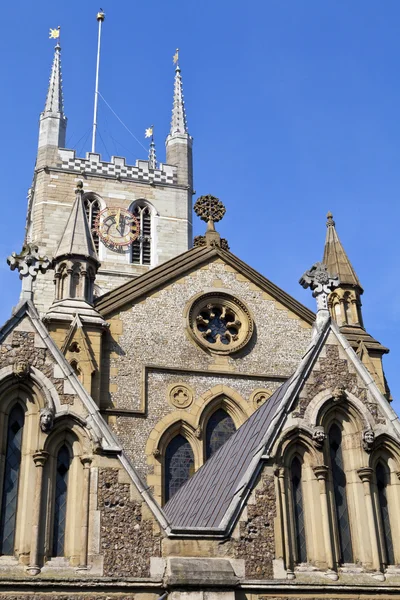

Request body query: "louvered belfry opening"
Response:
[0, 404, 24, 556]
[205, 408, 236, 460]
[329, 424, 353, 564]
[376, 462, 395, 565]
[84, 197, 100, 253]
[131, 204, 152, 266]
[52, 445, 71, 557]
[164, 434, 194, 503]
[291, 456, 307, 563]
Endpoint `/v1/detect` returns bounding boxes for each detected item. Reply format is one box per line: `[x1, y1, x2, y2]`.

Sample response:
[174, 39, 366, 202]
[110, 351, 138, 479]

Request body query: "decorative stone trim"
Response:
[187, 292, 254, 355]
[167, 383, 194, 409]
[250, 388, 273, 410]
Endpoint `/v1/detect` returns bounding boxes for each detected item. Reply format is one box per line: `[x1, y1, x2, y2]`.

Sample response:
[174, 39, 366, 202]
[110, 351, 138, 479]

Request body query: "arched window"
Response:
[205, 408, 236, 460]
[343, 294, 353, 325]
[291, 457, 307, 563]
[0, 404, 24, 555]
[329, 424, 353, 563]
[164, 435, 194, 503]
[83, 196, 101, 252]
[376, 462, 394, 565]
[52, 445, 71, 557]
[131, 203, 152, 266]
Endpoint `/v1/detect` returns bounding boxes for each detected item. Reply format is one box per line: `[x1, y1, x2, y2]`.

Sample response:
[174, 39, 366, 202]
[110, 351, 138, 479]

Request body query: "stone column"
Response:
[276, 467, 295, 579]
[358, 467, 384, 579]
[27, 451, 49, 576]
[313, 465, 338, 580]
[77, 455, 92, 570]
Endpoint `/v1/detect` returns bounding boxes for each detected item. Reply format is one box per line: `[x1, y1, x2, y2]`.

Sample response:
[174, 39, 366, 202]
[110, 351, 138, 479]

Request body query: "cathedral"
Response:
[1, 22, 400, 600]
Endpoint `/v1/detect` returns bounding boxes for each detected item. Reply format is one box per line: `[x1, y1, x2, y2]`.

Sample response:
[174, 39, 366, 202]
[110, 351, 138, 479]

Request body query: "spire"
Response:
[43, 43, 64, 115]
[54, 182, 99, 263]
[323, 212, 362, 291]
[38, 41, 67, 151]
[170, 51, 188, 136]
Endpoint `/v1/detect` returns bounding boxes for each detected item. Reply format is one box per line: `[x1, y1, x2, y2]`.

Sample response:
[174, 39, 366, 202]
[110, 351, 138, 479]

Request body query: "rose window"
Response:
[187, 293, 253, 354]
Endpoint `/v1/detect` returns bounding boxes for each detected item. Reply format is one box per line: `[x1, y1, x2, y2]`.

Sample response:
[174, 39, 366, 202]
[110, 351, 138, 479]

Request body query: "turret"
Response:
[323, 212, 390, 399]
[165, 53, 193, 189]
[37, 41, 67, 166]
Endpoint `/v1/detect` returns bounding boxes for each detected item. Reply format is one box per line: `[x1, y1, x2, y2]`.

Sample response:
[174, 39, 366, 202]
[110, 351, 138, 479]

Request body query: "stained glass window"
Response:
[52, 445, 71, 557]
[205, 409, 236, 459]
[131, 204, 151, 265]
[291, 457, 307, 563]
[165, 435, 194, 502]
[0, 404, 24, 556]
[329, 424, 353, 563]
[376, 462, 394, 565]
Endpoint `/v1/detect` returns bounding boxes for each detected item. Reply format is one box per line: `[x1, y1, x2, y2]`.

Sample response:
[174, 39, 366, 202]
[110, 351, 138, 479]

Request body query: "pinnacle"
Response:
[43, 44, 64, 115]
[170, 62, 188, 135]
[322, 213, 362, 290]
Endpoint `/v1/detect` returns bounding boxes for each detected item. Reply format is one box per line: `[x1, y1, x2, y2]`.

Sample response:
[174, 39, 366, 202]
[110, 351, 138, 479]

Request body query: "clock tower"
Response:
[26, 41, 193, 315]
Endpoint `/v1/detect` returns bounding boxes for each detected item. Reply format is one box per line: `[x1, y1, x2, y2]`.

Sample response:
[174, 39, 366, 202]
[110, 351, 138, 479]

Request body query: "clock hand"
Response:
[115, 208, 121, 234]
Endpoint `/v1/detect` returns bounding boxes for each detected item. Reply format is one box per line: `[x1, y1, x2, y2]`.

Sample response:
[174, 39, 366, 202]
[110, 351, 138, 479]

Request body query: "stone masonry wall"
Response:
[105, 259, 311, 479]
[98, 468, 162, 577]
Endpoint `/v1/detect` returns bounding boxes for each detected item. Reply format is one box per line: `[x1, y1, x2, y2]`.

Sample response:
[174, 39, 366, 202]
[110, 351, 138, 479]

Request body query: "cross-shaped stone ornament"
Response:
[299, 262, 339, 312]
[7, 244, 51, 300]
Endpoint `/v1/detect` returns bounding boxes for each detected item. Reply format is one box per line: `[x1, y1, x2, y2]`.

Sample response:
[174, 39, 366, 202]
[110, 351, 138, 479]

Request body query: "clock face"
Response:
[93, 207, 140, 251]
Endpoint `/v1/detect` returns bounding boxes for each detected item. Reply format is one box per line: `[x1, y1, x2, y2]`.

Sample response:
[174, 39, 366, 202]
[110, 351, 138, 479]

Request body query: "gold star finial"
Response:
[49, 26, 60, 39]
[145, 126, 154, 139]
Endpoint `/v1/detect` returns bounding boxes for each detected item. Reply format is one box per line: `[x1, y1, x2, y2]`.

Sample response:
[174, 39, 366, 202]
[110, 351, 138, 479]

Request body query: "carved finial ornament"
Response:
[7, 244, 51, 301]
[326, 211, 335, 227]
[194, 195, 227, 248]
[299, 262, 339, 312]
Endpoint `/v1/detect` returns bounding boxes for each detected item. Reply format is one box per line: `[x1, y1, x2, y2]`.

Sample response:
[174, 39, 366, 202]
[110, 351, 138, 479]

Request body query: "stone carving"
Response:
[169, 384, 193, 409]
[13, 359, 29, 379]
[193, 194, 226, 225]
[194, 427, 202, 439]
[363, 429, 375, 453]
[299, 262, 339, 312]
[194, 235, 230, 251]
[7, 244, 50, 301]
[188, 292, 253, 355]
[251, 389, 273, 410]
[312, 426, 326, 449]
[39, 408, 55, 433]
[332, 386, 346, 402]
[152, 448, 161, 458]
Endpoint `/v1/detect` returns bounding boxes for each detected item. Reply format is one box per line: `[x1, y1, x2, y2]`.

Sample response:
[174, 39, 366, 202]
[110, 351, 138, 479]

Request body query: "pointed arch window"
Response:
[164, 435, 194, 503]
[376, 462, 394, 565]
[131, 203, 152, 266]
[0, 404, 24, 555]
[52, 445, 71, 557]
[205, 408, 236, 460]
[83, 196, 101, 252]
[329, 424, 353, 563]
[291, 457, 307, 563]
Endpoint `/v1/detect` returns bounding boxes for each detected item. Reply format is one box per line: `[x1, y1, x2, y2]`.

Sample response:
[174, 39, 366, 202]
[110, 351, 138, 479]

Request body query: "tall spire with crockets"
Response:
[165, 48, 193, 189]
[38, 29, 67, 153]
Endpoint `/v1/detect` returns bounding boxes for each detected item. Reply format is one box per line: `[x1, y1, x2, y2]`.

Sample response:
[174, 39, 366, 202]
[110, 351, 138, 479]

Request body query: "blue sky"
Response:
[0, 1, 399, 406]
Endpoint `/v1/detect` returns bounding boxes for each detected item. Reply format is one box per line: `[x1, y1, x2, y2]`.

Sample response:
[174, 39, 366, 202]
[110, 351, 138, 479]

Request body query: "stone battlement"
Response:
[57, 149, 177, 185]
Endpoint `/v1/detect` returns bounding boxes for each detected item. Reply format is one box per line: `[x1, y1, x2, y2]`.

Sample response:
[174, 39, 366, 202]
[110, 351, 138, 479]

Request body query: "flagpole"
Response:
[91, 10, 105, 154]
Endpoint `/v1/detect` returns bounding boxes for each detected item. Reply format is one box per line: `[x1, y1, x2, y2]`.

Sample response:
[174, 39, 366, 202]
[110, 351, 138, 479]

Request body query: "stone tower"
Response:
[26, 42, 194, 314]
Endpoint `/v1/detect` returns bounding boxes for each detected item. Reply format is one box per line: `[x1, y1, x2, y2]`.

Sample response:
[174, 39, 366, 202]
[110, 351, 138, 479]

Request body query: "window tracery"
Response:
[205, 408, 236, 459]
[83, 195, 101, 252]
[329, 424, 353, 564]
[164, 434, 194, 502]
[291, 456, 307, 564]
[131, 203, 152, 265]
[52, 444, 71, 557]
[0, 404, 24, 556]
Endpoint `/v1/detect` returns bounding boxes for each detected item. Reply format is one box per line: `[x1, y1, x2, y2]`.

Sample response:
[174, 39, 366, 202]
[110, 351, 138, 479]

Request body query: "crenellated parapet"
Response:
[57, 150, 178, 186]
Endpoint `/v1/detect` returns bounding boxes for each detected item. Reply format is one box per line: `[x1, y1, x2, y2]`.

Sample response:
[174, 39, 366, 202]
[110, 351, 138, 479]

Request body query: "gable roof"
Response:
[164, 317, 400, 535]
[95, 245, 315, 324]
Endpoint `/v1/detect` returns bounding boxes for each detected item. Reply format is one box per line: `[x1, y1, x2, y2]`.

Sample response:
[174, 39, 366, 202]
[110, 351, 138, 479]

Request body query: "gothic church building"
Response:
[1, 34, 400, 600]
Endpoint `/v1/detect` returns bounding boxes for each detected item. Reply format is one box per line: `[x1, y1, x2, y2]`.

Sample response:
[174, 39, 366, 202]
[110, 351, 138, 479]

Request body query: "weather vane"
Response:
[173, 48, 179, 65]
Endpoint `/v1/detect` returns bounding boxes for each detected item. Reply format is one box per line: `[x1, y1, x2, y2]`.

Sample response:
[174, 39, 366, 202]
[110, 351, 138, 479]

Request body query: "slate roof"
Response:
[96, 244, 315, 325]
[164, 376, 294, 530]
